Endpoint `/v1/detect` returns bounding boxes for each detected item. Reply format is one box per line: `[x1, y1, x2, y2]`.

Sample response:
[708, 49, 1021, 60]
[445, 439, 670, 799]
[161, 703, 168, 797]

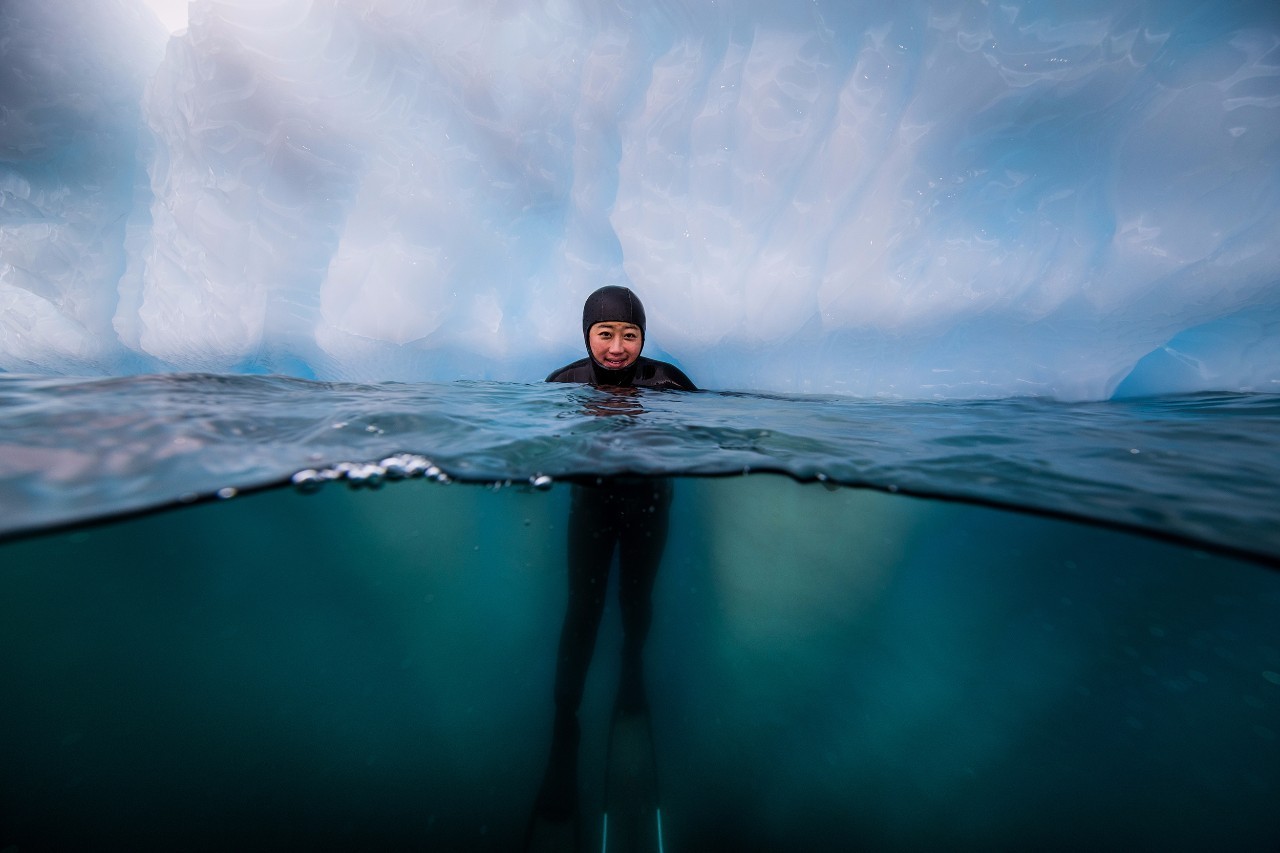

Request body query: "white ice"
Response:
[1, 0, 1278, 399]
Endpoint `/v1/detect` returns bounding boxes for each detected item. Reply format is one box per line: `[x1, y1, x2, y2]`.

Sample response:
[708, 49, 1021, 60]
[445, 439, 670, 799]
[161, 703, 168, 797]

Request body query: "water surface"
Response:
[2, 374, 1278, 567]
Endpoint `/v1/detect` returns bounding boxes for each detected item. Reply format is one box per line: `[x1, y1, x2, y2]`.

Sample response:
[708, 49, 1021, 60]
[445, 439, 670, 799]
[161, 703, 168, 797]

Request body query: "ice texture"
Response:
[2, 0, 1278, 399]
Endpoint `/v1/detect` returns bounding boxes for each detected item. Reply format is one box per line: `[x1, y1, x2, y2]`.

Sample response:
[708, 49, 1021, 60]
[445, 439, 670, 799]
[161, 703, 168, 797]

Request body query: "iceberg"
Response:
[1, 0, 1278, 399]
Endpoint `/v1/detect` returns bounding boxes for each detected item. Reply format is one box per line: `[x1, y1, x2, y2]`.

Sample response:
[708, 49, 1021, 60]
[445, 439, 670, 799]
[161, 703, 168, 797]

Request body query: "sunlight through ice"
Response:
[141, 0, 188, 33]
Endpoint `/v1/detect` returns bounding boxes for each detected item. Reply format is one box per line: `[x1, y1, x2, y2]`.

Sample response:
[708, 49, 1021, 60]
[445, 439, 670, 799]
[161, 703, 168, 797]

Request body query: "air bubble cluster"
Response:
[291, 453, 450, 493]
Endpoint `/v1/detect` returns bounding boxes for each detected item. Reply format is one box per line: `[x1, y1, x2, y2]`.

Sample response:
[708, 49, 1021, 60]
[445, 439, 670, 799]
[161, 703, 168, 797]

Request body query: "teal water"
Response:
[1, 476, 1277, 851]
[1, 375, 1279, 850]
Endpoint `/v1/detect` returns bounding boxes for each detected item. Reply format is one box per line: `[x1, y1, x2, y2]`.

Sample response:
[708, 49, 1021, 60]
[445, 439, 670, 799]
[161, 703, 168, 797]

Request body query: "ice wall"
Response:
[0, 1, 164, 372]
[2, 0, 1278, 398]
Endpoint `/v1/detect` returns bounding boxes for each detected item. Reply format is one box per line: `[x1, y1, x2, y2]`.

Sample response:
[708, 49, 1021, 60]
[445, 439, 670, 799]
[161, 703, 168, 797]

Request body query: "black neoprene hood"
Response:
[581, 285, 647, 350]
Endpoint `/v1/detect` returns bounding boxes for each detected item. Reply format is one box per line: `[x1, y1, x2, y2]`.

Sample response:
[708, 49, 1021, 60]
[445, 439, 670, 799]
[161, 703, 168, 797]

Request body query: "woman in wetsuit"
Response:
[545, 285, 696, 391]
[534, 286, 695, 822]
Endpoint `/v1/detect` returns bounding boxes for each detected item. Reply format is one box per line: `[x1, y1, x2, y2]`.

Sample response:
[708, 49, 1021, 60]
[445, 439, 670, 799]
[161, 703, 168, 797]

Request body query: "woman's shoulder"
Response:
[545, 358, 593, 383]
[634, 357, 697, 391]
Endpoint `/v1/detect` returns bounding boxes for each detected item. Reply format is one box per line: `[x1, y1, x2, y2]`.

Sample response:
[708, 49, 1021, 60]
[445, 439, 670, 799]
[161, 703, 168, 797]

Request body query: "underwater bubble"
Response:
[530, 474, 553, 490]
[401, 456, 430, 476]
[216, 487, 238, 499]
[380, 455, 410, 478]
[291, 469, 323, 493]
[346, 464, 386, 488]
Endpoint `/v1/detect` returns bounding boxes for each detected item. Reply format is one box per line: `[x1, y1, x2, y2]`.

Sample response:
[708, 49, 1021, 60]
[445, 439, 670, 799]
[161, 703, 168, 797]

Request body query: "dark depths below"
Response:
[1, 475, 1278, 852]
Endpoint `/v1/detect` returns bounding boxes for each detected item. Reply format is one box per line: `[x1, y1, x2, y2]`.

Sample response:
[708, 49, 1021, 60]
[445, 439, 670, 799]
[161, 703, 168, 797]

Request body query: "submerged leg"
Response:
[553, 483, 619, 716]
[533, 484, 618, 831]
[615, 479, 672, 711]
[530, 708, 581, 825]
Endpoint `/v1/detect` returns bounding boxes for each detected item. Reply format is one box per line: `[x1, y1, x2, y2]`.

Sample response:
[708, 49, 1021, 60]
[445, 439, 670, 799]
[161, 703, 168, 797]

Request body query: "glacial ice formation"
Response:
[2, 0, 1278, 399]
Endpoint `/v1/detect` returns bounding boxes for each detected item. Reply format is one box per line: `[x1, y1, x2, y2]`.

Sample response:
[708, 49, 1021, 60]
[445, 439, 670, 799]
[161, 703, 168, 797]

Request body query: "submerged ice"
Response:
[1, 0, 1278, 398]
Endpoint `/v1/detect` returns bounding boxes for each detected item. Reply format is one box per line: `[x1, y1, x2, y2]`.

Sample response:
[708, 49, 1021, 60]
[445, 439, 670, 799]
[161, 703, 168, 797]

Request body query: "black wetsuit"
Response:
[545, 355, 694, 718]
[545, 355, 695, 391]
[548, 281, 697, 393]
[531, 286, 695, 825]
[544, 281, 695, 707]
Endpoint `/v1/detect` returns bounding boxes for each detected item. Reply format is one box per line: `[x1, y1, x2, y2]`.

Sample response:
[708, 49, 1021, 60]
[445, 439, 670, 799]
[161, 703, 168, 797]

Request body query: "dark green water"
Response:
[2, 475, 1277, 851]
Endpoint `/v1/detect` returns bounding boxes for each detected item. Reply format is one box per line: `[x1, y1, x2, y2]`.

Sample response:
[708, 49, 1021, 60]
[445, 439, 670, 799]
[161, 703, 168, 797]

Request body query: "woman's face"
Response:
[588, 321, 642, 370]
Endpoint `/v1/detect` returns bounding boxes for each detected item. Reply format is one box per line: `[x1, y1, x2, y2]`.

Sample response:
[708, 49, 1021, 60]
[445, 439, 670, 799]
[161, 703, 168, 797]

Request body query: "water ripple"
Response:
[1, 374, 1277, 567]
